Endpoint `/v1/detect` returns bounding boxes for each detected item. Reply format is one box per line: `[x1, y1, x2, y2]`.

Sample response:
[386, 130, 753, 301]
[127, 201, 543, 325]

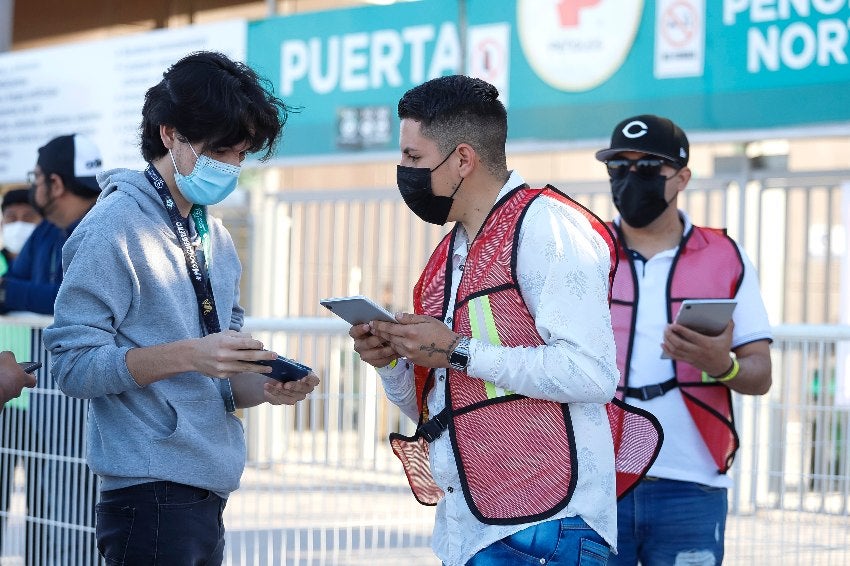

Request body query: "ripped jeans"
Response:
[611, 477, 727, 566]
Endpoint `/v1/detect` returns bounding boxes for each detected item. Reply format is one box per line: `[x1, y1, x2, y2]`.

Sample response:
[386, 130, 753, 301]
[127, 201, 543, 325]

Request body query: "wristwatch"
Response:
[449, 336, 471, 372]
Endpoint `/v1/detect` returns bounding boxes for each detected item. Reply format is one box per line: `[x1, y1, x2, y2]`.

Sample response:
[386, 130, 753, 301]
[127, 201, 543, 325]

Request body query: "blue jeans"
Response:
[96, 481, 226, 565]
[611, 477, 727, 566]
[465, 515, 610, 565]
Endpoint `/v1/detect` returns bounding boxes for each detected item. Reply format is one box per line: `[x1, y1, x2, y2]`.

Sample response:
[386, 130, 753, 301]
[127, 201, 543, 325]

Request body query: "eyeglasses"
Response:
[605, 158, 677, 180]
[26, 171, 45, 185]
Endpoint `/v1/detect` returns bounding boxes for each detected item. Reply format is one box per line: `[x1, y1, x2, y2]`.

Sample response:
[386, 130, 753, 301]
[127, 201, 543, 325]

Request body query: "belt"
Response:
[619, 377, 678, 401]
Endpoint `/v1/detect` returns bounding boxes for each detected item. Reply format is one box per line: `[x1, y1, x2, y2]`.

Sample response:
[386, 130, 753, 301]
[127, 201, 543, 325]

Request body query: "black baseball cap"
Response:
[595, 114, 689, 168]
[37, 134, 104, 195]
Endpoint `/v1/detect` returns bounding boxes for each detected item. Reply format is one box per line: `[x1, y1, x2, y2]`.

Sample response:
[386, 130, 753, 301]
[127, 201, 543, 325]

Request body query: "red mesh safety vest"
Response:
[390, 186, 662, 524]
[609, 222, 744, 473]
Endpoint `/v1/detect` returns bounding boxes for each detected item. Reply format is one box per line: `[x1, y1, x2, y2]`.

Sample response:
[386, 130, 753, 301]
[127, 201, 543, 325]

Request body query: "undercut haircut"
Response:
[398, 75, 508, 177]
[140, 51, 292, 162]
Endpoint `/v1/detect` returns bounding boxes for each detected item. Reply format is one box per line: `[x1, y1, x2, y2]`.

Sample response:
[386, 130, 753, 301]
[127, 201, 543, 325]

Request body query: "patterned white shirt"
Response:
[379, 171, 619, 566]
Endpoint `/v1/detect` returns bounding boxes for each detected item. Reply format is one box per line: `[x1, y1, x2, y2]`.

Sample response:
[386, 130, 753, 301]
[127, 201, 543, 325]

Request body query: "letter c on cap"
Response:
[622, 120, 648, 139]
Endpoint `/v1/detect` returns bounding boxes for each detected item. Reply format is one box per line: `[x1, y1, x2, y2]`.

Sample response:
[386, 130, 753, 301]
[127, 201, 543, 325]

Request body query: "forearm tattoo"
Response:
[419, 336, 459, 364]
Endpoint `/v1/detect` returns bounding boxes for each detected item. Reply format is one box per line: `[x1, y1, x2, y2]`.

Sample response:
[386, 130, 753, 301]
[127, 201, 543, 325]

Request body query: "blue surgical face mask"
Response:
[170, 141, 240, 206]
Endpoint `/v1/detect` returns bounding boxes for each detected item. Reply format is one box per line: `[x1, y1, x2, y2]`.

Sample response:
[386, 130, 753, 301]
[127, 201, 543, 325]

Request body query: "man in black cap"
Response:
[0, 133, 102, 314]
[596, 115, 773, 565]
[0, 133, 103, 565]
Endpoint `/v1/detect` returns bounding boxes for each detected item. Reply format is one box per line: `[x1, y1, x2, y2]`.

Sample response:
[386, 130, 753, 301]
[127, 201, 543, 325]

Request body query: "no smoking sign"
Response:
[662, 0, 699, 48]
[467, 23, 510, 106]
[654, 0, 705, 78]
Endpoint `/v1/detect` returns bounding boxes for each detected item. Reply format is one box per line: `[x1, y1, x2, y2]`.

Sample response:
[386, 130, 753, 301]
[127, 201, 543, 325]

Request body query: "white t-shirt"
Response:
[617, 211, 773, 488]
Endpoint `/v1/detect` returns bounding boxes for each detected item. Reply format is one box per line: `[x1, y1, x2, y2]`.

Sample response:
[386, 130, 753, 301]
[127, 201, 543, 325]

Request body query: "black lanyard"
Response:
[145, 164, 220, 334]
[144, 164, 235, 411]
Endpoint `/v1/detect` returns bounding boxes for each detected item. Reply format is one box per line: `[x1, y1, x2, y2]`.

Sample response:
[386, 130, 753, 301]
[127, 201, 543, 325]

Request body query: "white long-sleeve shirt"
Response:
[379, 171, 619, 566]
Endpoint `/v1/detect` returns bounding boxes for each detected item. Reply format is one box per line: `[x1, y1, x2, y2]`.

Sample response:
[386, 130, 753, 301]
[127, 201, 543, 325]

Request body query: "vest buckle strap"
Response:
[637, 384, 664, 401]
[417, 408, 449, 443]
[621, 377, 678, 401]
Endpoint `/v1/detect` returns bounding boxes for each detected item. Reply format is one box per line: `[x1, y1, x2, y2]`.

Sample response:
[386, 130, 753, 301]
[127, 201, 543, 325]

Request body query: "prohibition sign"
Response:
[471, 38, 505, 83]
[662, 1, 698, 49]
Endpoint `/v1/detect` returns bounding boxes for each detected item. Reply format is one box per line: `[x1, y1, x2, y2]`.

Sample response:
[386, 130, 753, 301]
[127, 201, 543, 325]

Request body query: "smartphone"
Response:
[257, 355, 312, 383]
[18, 361, 42, 374]
[320, 295, 396, 325]
[661, 299, 736, 359]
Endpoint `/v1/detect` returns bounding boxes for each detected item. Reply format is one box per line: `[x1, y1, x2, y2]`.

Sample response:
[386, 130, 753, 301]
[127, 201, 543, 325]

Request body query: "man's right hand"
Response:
[350, 323, 399, 368]
[0, 351, 37, 408]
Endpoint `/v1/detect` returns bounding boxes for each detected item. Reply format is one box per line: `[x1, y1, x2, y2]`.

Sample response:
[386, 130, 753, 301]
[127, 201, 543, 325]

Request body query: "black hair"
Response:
[397, 75, 507, 176]
[55, 175, 99, 198]
[2, 188, 31, 212]
[140, 51, 291, 161]
[36, 168, 98, 198]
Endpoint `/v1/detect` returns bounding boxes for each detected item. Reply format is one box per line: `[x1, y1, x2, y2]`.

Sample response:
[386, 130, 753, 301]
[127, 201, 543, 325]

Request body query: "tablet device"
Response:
[257, 355, 312, 383]
[674, 299, 737, 336]
[661, 299, 736, 359]
[320, 295, 396, 325]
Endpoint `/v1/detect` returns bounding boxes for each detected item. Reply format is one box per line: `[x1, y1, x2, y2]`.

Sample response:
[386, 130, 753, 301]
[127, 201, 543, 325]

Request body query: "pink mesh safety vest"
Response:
[610, 222, 744, 473]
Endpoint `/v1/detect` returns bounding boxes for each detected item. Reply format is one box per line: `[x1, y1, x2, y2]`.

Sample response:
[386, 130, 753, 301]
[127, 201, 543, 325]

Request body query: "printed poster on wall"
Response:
[0, 20, 246, 184]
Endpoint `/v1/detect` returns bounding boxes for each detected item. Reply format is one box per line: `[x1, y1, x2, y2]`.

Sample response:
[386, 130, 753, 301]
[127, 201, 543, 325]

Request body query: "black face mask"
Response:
[396, 148, 462, 226]
[611, 171, 670, 228]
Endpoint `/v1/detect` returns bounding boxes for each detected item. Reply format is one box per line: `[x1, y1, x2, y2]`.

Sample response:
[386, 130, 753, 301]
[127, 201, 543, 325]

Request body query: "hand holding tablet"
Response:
[661, 299, 737, 359]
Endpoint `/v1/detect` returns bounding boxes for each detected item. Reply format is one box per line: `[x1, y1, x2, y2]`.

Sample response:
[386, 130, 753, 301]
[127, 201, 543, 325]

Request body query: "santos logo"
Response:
[517, 0, 644, 92]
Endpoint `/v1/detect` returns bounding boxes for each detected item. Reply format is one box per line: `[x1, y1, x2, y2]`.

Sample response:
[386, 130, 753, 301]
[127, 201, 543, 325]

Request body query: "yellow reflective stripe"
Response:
[468, 295, 500, 345]
[467, 296, 513, 399]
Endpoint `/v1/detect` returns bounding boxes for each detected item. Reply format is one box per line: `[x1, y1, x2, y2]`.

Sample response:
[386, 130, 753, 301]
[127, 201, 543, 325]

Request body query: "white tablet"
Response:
[320, 295, 397, 325]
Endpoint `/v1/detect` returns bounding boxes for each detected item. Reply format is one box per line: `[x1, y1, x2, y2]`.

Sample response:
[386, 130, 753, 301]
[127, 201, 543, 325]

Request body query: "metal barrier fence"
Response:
[245, 170, 848, 327]
[1, 315, 849, 565]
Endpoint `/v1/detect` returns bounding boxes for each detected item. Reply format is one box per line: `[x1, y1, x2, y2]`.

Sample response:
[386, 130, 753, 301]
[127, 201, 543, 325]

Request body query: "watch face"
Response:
[450, 337, 470, 371]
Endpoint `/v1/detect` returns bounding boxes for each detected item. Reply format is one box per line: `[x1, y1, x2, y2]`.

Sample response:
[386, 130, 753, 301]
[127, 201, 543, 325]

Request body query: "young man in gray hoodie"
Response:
[43, 51, 319, 565]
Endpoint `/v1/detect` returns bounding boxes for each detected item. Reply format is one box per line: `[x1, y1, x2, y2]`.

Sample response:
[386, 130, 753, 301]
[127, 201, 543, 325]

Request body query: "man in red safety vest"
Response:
[350, 74, 624, 566]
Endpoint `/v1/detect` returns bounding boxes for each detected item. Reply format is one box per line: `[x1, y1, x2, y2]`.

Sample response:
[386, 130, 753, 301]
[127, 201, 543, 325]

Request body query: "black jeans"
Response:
[96, 481, 226, 566]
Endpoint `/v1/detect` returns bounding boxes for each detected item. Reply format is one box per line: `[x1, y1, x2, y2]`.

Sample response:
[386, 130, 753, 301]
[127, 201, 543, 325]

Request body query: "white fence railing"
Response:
[2, 316, 849, 565]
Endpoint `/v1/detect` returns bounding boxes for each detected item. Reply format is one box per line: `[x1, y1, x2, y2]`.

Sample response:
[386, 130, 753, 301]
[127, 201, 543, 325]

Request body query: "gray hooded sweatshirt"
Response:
[43, 168, 246, 497]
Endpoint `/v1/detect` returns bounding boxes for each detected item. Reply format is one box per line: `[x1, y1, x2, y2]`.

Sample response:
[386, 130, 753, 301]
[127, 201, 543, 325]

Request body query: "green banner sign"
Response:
[247, 0, 850, 159]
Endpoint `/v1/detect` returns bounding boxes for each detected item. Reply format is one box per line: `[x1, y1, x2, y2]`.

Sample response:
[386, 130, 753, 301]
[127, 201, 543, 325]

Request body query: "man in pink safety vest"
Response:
[596, 114, 773, 566]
